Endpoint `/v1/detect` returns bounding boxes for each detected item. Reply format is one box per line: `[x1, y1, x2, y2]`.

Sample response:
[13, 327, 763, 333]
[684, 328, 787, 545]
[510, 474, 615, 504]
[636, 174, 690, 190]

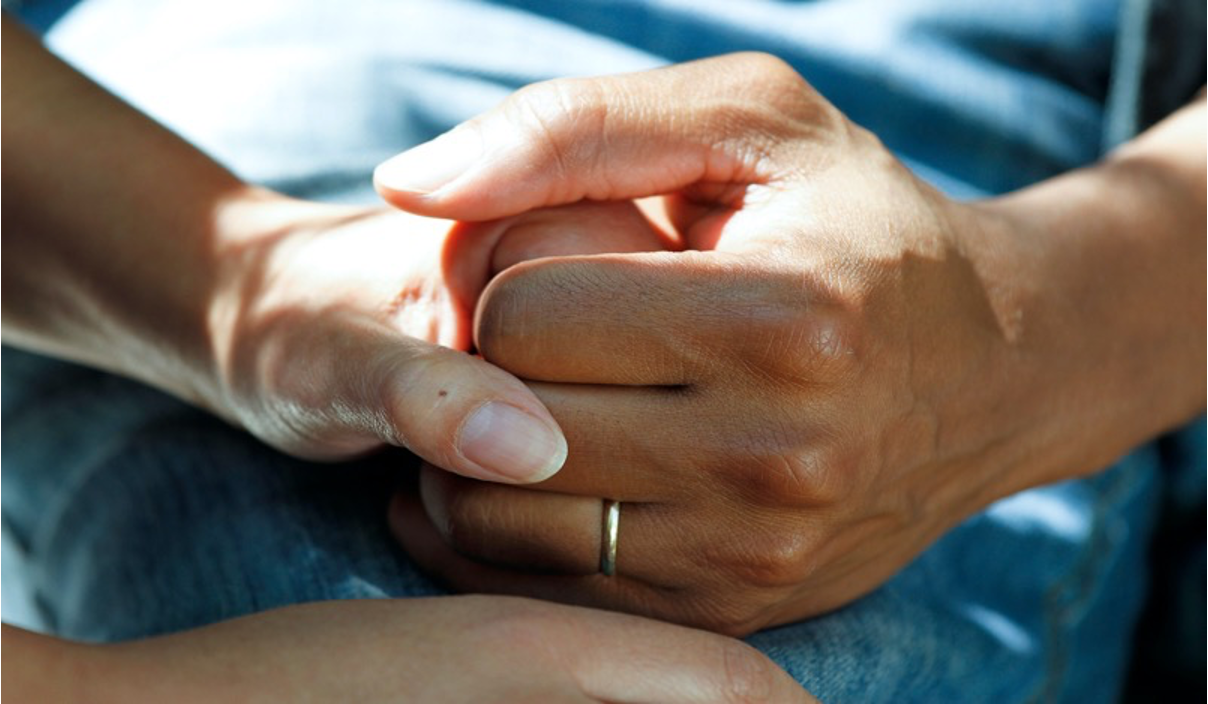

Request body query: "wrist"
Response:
[962, 152, 1204, 494]
[200, 188, 380, 420]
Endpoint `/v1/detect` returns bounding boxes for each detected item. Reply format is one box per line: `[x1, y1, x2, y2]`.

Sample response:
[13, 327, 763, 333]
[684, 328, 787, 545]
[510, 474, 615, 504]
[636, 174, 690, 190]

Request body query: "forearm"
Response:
[1, 624, 120, 704]
[0, 16, 303, 413]
[972, 95, 1206, 493]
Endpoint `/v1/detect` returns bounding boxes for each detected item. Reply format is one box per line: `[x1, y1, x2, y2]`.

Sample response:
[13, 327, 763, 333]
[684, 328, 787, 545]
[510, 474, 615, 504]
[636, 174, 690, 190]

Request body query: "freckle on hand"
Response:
[438, 390, 448, 397]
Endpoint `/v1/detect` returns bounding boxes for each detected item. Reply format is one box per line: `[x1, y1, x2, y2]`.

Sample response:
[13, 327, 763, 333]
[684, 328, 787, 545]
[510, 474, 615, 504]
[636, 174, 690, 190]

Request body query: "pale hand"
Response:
[5, 597, 814, 703]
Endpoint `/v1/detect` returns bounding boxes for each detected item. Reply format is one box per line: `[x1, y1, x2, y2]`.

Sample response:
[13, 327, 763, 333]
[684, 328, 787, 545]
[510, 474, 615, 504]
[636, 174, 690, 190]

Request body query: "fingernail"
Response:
[457, 402, 568, 483]
[374, 127, 482, 195]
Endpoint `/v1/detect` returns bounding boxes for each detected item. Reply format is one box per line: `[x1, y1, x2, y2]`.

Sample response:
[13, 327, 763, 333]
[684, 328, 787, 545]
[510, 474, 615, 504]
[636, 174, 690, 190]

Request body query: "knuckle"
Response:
[740, 450, 840, 507]
[711, 52, 842, 141]
[745, 534, 812, 589]
[782, 299, 865, 384]
[710, 527, 812, 591]
[812, 445, 863, 502]
[504, 78, 607, 196]
[720, 416, 856, 508]
[718, 267, 863, 386]
[800, 312, 863, 381]
[742, 441, 861, 508]
[729, 52, 805, 91]
[513, 76, 602, 120]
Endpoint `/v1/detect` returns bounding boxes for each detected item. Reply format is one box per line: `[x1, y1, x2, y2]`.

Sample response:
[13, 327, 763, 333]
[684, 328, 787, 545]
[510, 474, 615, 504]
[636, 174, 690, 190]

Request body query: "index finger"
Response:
[474, 249, 807, 387]
[374, 53, 829, 222]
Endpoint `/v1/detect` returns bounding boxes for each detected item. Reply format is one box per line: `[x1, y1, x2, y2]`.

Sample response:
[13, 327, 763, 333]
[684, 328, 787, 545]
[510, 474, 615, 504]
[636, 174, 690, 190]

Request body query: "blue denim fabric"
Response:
[3, 1, 1200, 701]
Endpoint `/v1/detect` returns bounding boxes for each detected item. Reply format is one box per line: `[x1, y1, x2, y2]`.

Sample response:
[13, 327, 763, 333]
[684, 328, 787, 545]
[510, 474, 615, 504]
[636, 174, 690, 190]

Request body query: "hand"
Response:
[377, 54, 1206, 634]
[206, 195, 670, 483]
[0, 18, 675, 486]
[5, 597, 814, 703]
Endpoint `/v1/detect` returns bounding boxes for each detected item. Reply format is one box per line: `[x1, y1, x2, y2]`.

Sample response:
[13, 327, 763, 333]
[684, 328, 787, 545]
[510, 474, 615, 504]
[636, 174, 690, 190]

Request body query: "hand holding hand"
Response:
[1, 18, 678, 488]
[207, 194, 669, 483]
[377, 54, 1205, 634]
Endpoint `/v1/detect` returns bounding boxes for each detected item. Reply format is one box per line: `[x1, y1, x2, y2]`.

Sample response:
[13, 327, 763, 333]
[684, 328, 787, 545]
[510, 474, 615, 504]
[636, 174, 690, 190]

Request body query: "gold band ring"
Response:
[600, 499, 620, 576]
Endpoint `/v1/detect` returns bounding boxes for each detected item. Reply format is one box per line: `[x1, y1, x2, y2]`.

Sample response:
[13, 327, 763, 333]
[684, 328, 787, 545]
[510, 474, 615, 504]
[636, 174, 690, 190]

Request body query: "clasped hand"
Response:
[377, 53, 1047, 635]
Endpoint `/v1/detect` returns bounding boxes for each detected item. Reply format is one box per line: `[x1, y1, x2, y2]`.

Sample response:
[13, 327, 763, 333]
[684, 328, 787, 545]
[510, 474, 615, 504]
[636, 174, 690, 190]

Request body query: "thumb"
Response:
[385, 340, 568, 485]
[374, 52, 828, 222]
[266, 316, 567, 484]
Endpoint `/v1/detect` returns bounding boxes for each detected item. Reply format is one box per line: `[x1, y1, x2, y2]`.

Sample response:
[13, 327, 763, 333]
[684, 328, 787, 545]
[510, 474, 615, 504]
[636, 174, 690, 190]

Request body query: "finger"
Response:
[473, 250, 815, 386]
[374, 53, 832, 221]
[441, 200, 675, 316]
[473, 251, 713, 386]
[488, 200, 677, 273]
[417, 466, 690, 584]
[481, 377, 823, 503]
[274, 314, 567, 484]
[370, 335, 569, 484]
[392, 491, 799, 645]
[391, 489, 675, 614]
[511, 381, 695, 500]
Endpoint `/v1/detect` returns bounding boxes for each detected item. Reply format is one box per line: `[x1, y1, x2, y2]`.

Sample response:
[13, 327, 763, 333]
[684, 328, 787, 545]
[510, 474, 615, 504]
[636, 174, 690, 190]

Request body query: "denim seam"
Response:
[1032, 460, 1140, 704]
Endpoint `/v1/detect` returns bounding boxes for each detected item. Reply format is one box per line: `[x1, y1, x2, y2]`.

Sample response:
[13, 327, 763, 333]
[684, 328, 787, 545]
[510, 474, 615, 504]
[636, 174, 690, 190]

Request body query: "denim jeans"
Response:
[3, 1, 1202, 701]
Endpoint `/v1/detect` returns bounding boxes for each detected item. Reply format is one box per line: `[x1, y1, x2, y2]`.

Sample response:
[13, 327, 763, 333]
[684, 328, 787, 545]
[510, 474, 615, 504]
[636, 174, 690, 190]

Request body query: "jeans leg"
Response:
[4, 346, 1164, 702]
[749, 449, 1162, 703]
[2, 347, 446, 642]
[0, 2, 1161, 697]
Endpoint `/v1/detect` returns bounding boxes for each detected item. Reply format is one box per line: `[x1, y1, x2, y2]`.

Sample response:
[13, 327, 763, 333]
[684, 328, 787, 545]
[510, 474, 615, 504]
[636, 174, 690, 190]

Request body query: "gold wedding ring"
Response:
[600, 499, 620, 576]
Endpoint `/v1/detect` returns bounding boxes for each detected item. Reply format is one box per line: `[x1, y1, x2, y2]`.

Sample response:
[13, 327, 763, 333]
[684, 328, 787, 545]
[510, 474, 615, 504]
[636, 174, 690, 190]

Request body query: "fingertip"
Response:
[454, 400, 567, 484]
[381, 341, 567, 485]
[373, 171, 515, 222]
[386, 490, 411, 541]
[372, 171, 452, 218]
[374, 126, 483, 199]
[387, 486, 445, 571]
[372, 179, 420, 210]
